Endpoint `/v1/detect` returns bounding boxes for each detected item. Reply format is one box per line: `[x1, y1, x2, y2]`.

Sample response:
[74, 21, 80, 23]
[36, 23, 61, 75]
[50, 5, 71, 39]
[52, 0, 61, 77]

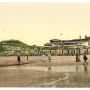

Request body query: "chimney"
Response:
[85, 35, 87, 38]
[79, 35, 81, 39]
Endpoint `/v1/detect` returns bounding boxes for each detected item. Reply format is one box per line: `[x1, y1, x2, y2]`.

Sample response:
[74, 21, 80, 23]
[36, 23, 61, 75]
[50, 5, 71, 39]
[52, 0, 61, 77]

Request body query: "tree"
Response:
[0, 45, 4, 52]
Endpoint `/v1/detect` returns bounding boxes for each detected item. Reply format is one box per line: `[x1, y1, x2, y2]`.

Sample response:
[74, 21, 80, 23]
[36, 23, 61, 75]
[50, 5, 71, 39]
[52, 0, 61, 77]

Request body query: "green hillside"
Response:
[0, 39, 58, 52]
[0, 40, 42, 52]
[0, 39, 27, 46]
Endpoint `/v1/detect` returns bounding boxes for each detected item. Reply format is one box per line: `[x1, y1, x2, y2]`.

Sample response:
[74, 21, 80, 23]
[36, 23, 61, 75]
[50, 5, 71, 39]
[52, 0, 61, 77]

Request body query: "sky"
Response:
[0, 1, 90, 46]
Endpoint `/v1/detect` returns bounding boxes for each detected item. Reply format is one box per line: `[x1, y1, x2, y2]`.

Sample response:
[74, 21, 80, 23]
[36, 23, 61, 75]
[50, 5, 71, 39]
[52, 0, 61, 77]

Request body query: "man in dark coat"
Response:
[26, 55, 28, 61]
[17, 54, 20, 65]
[83, 53, 88, 65]
[76, 54, 79, 62]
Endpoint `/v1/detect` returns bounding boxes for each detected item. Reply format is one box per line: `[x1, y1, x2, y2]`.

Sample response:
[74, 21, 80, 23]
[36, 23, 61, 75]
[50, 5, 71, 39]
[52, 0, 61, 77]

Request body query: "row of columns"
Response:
[0, 49, 89, 56]
[34, 49, 89, 56]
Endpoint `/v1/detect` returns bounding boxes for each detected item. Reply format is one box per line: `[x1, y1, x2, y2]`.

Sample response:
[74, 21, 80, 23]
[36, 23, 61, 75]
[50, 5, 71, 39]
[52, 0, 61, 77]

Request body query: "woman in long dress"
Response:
[42, 53, 45, 62]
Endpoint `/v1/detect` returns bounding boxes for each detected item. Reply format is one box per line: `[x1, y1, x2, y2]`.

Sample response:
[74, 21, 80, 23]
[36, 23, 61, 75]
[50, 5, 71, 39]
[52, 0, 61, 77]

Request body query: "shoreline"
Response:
[0, 59, 41, 67]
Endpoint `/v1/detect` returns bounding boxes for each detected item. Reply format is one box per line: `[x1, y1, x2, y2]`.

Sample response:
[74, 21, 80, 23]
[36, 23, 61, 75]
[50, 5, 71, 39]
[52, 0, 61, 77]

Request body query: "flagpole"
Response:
[60, 33, 63, 55]
[61, 33, 62, 46]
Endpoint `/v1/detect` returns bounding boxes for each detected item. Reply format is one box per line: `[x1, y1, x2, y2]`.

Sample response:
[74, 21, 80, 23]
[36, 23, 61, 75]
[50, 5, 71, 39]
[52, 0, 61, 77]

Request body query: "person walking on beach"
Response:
[48, 53, 51, 62]
[42, 53, 45, 62]
[78, 55, 81, 62]
[26, 55, 28, 61]
[76, 54, 81, 62]
[76, 54, 79, 62]
[17, 53, 20, 65]
[83, 53, 88, 65]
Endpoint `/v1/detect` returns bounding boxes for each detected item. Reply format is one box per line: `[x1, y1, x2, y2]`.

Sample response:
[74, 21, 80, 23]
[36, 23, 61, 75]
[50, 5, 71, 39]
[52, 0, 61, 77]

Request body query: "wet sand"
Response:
[0, 55, 90, 87]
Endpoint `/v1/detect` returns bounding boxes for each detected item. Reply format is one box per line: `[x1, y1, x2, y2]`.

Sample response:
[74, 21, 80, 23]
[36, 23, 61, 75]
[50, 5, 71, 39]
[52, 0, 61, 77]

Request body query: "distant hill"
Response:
[0, 39, 28, 46]
[0, 39, 58, 51]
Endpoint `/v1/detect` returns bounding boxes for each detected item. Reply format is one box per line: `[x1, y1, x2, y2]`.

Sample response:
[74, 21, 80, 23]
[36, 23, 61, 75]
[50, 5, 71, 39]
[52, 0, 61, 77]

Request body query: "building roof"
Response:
[44, 43, 52, 46]
[85, 36, 90, 39]
[72, 38, 87, 41]
[50, 39, 60, 42]
[50, 38, 87, 42]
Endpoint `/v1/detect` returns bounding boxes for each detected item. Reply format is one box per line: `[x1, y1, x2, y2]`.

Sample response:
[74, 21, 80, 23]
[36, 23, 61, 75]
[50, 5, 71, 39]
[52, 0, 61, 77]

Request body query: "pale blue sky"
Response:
[0, 2, 90, 46]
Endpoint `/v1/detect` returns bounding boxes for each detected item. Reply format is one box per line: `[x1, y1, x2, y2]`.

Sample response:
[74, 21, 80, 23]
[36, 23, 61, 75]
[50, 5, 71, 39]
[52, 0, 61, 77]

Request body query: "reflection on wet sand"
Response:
[48, 67, 51, 70]
[76, 65, 88, 72]
[84, 64, 87, 71]
[76, 66, 78, 71]
[1, 65, 90, 72]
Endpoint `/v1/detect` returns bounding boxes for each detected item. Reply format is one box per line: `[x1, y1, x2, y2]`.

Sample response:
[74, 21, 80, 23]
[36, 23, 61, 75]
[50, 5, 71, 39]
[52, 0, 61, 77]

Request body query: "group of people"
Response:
[17, 53, 51, 65]
[42, 52, 89, 65]
[42, 53, 51, 62]
[17, 53, 88, 65]
[42, 53, 89, 65]
[76, 53, 88, 65]
[17, 54, 29, 65]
